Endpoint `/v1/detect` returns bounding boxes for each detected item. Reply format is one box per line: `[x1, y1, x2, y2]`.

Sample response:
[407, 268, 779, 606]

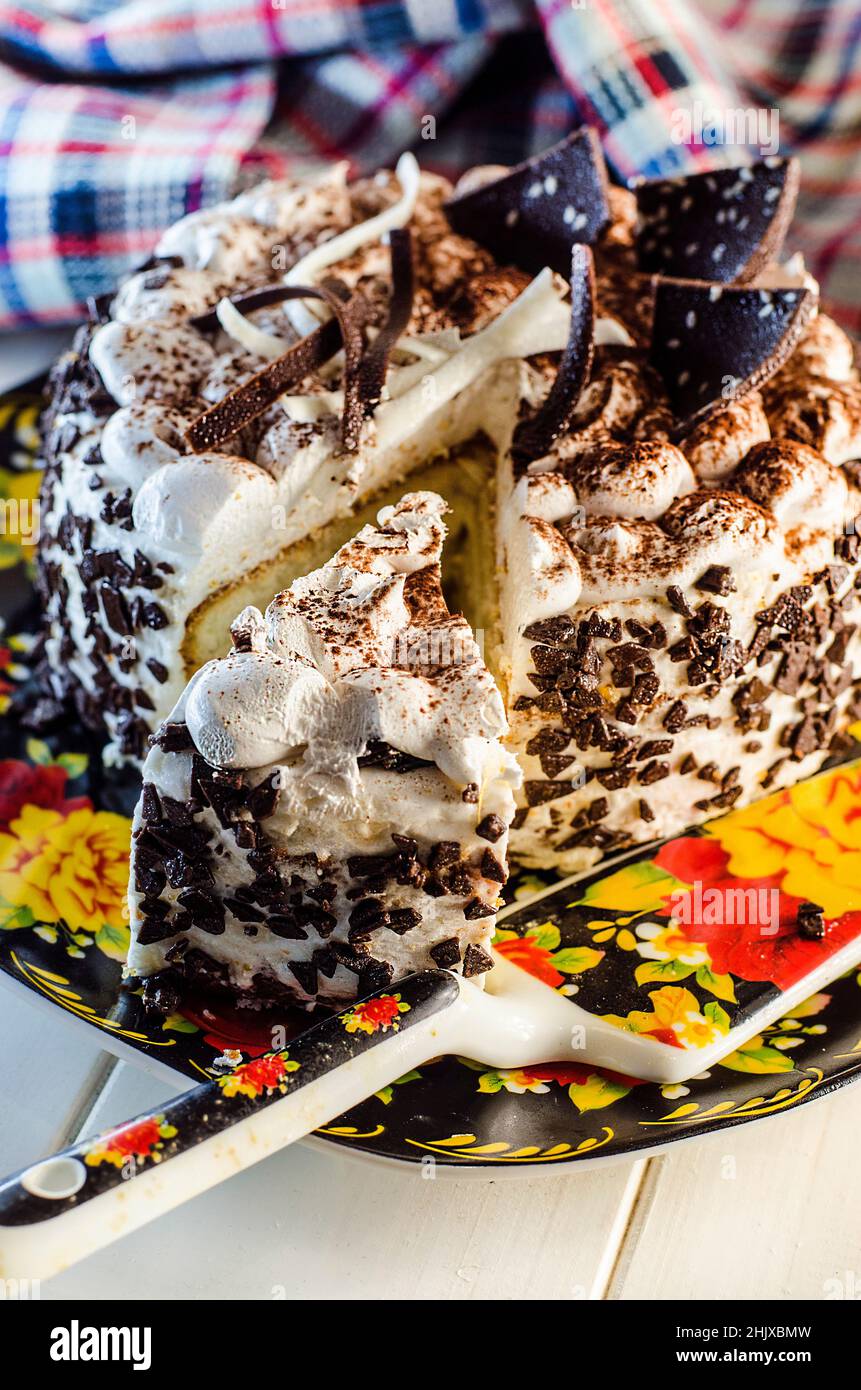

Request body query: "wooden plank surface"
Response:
[0, 982, 113, 1173]
[611, 1087, 861, 1301]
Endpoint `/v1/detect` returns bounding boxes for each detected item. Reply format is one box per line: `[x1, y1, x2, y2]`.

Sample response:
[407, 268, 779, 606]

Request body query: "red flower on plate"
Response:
[103, 1117, 164, 1161]
[670, 885, 861, 991]
[342, 994, 409, 1035]
[0, 757, 88, 831]
[653, 835, 861, 991]
[493, 933, 562, 988]
[654, 835, 728, 886]
[519, 1062, 644, 1088]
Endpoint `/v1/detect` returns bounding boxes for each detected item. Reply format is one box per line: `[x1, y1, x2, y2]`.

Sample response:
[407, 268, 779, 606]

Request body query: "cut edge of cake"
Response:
[126, 491, 520, 1013]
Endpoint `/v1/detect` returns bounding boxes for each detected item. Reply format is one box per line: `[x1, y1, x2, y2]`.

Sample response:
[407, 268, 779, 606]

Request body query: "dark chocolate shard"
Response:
[649, 278, 816, 434]
[358, 227, 415, 415]
[185, 280, 369, 454]
[444, 127, 610, 275]
[511, 244, 595, 465]
[635, 158, 800, 283]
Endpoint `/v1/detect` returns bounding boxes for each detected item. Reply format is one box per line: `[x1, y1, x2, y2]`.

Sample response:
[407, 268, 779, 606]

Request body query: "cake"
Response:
[128, 493, 518, 1010]
[39, 128, 861, 924]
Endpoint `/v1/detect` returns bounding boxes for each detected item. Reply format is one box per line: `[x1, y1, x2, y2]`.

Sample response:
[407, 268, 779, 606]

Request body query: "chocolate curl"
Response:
[185, 282, 368, 454]
[189, 284, 329, 334]
[510, 244, 596, 466]
[358, 228, 415, 414]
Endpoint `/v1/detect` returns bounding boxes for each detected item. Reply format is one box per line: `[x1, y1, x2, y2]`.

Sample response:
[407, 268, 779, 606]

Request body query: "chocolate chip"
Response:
[523, 616, 578, 646]
[152, 722, 195, 752]
[462, 943, 495, 977]
[357, 739, 432, 772]
[247, 774, 279, 820]
[287, 961, 318, 996]
[388, 907, 422, 934]
[141, 782, 161, 822]
[141, 602, 168, 630]
[524, 780, 576, 805]
[359, 959, 394, 994]
[666, 586, 693, 618]
[637, 739, 673, 760]
[464, 898, 495, 921]
[696, 565, 736, 596]
[797, 901, 826, 940]
[480, 850, 506, 883]
[146, 659, 169, 684]
[476, 814, 506, 843]
[267, 915, 309, 941]
[638, 760, 670, 785]
[430, 937, 461, 968]
[136, 916, 183, 946]
[664, 700, 688, 732]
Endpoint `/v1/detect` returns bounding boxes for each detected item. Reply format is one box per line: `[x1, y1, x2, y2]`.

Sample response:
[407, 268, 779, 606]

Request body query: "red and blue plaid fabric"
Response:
[0, 0, 857, 332]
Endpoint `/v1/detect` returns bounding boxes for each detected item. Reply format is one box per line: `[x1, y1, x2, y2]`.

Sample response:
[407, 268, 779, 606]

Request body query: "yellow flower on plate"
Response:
[603, 985, 730, 1050]
[0, 803, 130, 932]
[635, 921, 710, 967]
[709, 763, 861, 921]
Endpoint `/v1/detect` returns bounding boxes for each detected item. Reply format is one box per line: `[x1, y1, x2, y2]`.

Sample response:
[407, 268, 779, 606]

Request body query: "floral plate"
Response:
[2, 381, 861, 1171]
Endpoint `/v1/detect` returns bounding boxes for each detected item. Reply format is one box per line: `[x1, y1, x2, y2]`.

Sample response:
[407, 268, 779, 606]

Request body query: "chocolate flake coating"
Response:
[444, 127, 610, 275]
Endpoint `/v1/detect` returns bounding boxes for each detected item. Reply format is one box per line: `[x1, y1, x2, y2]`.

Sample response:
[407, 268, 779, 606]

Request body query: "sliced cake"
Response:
[39, 127, 861, 894]
[127, 493, 519, 1009]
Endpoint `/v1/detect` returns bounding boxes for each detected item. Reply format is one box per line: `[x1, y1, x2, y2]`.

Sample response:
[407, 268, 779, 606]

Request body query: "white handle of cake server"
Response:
[0, 971, 462, 1283]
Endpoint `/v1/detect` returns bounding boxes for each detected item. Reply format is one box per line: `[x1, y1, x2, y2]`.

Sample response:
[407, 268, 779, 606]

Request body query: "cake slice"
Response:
[127, 493, 519, 1011]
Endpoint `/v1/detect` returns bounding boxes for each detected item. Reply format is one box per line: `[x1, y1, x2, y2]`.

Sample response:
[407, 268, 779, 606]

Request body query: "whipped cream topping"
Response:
[99, 400, 190, 492]
[90, 320, 215, 405]
[681, 391, 771, 481]
[786, 312, 856, 383]
[557, 440, 696, 520]
[155, 169, 352, 280]
[178, 493, 514, 789]
[768, 378, 861, 466]
[733, 439, 848, 532]
[111, 265, 226, 326]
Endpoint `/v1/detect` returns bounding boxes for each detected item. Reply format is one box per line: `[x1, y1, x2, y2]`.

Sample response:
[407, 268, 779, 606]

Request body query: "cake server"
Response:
[6, 753, 861, 1279]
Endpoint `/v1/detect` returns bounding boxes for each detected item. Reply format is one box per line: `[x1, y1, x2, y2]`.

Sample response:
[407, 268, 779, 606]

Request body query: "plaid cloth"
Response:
[0, 0, 858, 332]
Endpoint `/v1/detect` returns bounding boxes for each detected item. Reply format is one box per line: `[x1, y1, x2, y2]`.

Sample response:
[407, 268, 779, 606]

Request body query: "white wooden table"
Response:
[2, 331, 859, 1301]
